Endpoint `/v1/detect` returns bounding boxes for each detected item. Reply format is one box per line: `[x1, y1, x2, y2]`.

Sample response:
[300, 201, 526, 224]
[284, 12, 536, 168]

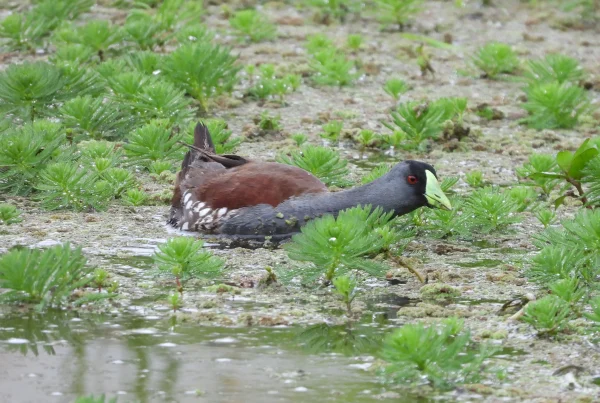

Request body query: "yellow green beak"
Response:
[425, 170, 452, 210]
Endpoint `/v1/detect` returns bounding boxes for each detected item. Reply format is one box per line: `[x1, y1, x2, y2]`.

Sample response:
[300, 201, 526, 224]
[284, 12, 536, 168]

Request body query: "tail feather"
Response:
[194, 122, 215, 152]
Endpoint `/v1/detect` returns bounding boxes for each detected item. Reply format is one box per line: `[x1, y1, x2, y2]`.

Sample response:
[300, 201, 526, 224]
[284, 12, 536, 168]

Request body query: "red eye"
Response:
[407, 175, 418, 185]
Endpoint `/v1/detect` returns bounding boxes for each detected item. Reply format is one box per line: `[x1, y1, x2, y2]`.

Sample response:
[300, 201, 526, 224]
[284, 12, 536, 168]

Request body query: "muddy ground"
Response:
[1, 0, 600, 402]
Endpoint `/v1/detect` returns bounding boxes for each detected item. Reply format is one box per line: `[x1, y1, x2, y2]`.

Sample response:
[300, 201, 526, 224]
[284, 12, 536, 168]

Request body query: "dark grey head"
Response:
[384, 160, 452, 212]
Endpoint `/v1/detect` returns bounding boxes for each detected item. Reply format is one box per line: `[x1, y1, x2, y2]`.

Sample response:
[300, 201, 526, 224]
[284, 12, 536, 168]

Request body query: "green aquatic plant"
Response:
[91, 268, 110, 292]
[305, 33, 334, 54]
[465, 171, 484, 188]
[124, 120, 183, 168]
[305, 0, 363, 23]
[529, 209, 600, 288]
[584, 296, 600, 330]
[123, 15, 164, 51]
[153, 237, 224, 292]
[229, 9, 276, 42]
[256, 111, 282, 132]
[309, 48, 358, 86]
[0, 62, 65, 122]
[59, 96, 130, 141]
[549, 278, 586, 307]
[291, 133, 308, 147]
[54, 20, 122, 60]
[531, 139, 598, 206]
[283, 206, 396, 284]
[0, 243, 95, 310]
[507, 186, 538, 211]
[246, 64, 300, 103]
[382, 318, 497, 389]
[0, 203, 22, 225]
[472, 42, 519, 79]
[462, 187, 520, 234]
[123, 50, 162, 74]
[121, 188, 149, 206]
[320, 120, 344, 141]
[36, 162, 114, 211]
[332, 275, 357, 317]
[383, 78, 408, 100]
[149, 160, 173, 175]
[0, 11, 54, 51]
[383, 100, 447, 149]
[521, 82, 589, 130]
[516, 153, 561, 196]
[374, 0, 424, 30]
[535, 208, 557, 228]
[421, 198, 463, 238]
[168, 292, 182, 312]
[162, 42, 240, 108]
[355, 129, 378, 149]
[346, 34, 363, 51]
[582, 156, 600, 207]
[521, 296, 570, 336]
[52, 43, 95, 66]
[524, 53, 585, 86]
[100, 167, 137, 198]
[0, 125, 64, 195]
[79, 140, 122, 164]
[277, 145, 349, 187]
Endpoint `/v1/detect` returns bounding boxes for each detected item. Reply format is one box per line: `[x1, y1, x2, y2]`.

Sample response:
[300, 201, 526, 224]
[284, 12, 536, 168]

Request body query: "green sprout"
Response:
[168, 292, 182, 312]
[53, 20, 122, 61]
[283, 206, 398, 284]
[382, 318, 498, 389]
[277, 145, 349, 187]
[153, 237, 225, 292]
[59, 96, 130, 141]
[256, 111, 282, 132]
[524, 53, 586, 86]
[162, 42, 240, 109]
[122, 188, 150, 207]
[346, 34, 363, 51]
[535, 208, 557, 228]
[0, 243, 100, 310]
[246, 64, 300, 103]
[462, 187, 520, 234]
[507, 186, 538, 211]
[516, 153, 561, 196]
[332, 275, 358, 317]
[305, 0, 363, 23]
[521, 82, 589, 130]
[124, 120, 184, 168]
[521, 296, 570, 336]
[383, 78, 409, 100]
[465, 171, 484, 188]
[0, 203, 22, 225]
[291, 133, 308, 147]
[320, 120, 344, 141]
[374, 0, 424, 30]
[472, 42, 519, 79]
[309, 48, 359, 86]
[383, 100, 448, 149]
[229, 9, 276, 42]
[584, 296, 600, 330]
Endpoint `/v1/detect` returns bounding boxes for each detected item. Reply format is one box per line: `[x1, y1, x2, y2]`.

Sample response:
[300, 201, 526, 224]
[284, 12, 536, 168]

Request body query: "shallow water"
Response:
[0, 310, 429, 403]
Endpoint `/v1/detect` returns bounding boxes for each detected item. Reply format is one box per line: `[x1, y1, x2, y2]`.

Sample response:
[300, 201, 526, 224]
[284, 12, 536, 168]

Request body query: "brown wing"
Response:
[196, 162, 328, 210]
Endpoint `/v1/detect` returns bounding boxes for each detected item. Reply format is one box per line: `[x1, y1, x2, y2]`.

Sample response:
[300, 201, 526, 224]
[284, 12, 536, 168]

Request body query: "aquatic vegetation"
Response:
[374, 0, 424, 30]
[305, 0, 363, 23]
[124, 120, 184, 168]
[462, 187, 520, 234]
[472, 42, 519, 79]
[465, 170, 484, 188]
[582, 156, 600, 207]
[123, 15, 165, 51]
[305, 33, 334, 54]
[332, 275, 357, 316]
[355, 129, 379, 149]
[0, 11, 54, 51]
[535, 208, 557, 228]
[0, 125, 65, 195]
[524, 53, 585, 86]
[521, 82, 589, 130]
[161, 42, 240, 108]
[246, 64, 300, 103]
[53, 20, 122, 60]
[36, 162, 115, 211]
[507, 186, 538, 211]
[308, 47, 359, 86]
[529, 209, 600, 288]
[121, 188, 150, 206]
[283, 206, 398, 284]
[382, 318, 498, 389]
[297, 322, 382, 355]
[549, 278, 586, 307]
[149, 161, 173, 175]
[52, 43, 96, 66]
[383, 100, 449, 149]
[153, 237, 225, 292]
[123, 50, 162, 75]
[584, 296, 600, 329]
[0, 203, 22, 225]
[346, 34, 363, 50]
[168, 292, 182, 312]
[320, 120, 344, 141]
[91, 268, 111, 292]
[277, 145, 349, 186]
[59, 96, 130, 141]
[291, 133, 308, 147]
[521, 296, 570, 336]
[229, 9, 277, 42]
[383, 78, 409, 100]
[516, 153, 561, 196]
[0, 244, 98, 310]
[256, 111, 282, 132]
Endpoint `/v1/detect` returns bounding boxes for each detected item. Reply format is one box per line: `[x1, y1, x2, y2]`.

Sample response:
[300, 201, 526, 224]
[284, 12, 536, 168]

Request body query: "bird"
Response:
[169, 123, 452, 240]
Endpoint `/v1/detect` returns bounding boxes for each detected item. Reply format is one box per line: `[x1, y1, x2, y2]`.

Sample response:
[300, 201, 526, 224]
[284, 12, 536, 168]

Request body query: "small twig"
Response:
[566, 177, 590, 208]
[390, 255, 426, 284]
